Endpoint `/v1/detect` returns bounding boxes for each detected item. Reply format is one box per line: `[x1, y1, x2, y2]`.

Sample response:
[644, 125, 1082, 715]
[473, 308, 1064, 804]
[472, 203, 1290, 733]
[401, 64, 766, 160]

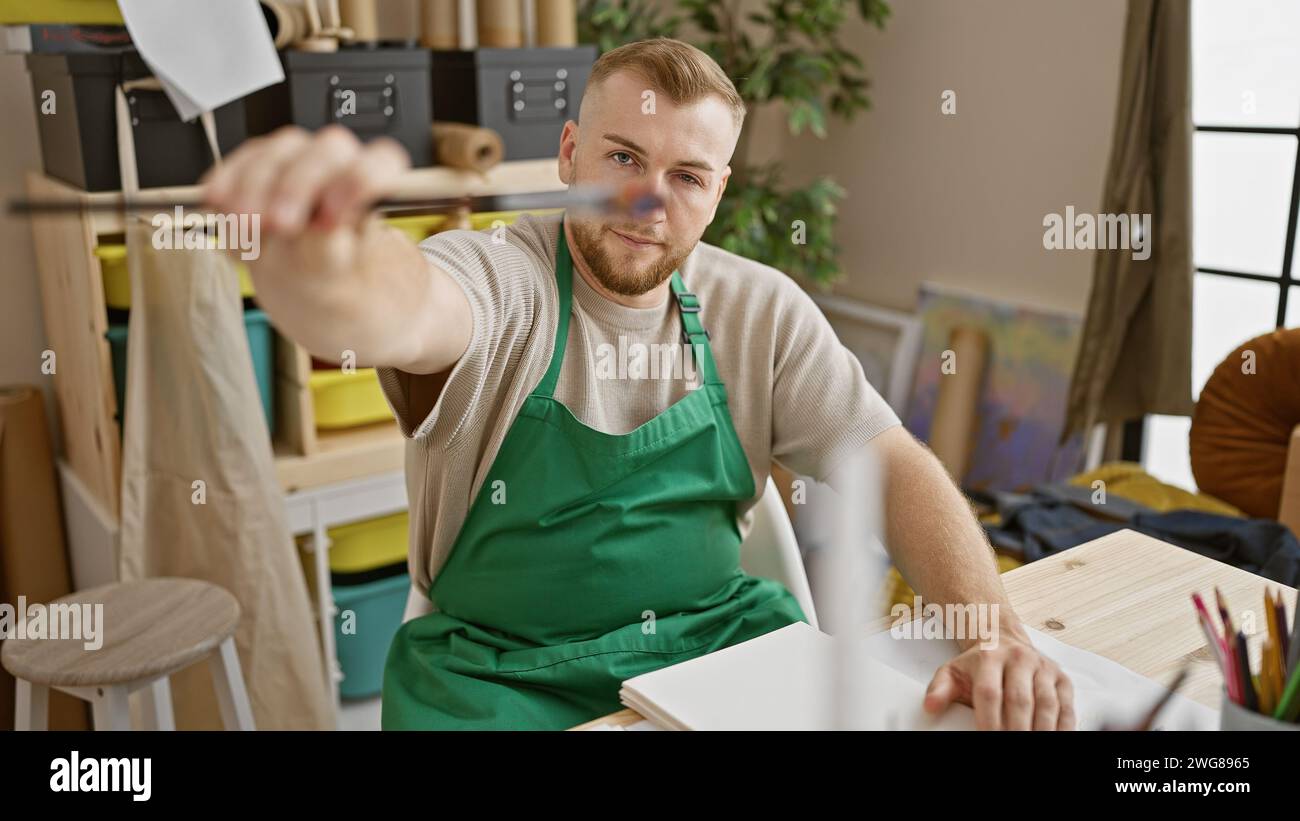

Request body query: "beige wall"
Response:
[748, 0, 1128, 316]
[0, 1, 1128, 438]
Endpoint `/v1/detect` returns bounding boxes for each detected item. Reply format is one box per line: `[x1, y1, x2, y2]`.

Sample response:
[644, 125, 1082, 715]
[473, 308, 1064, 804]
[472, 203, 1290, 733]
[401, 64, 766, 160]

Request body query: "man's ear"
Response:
[557, 120, 579, 184]
[706, 164, 731, 225]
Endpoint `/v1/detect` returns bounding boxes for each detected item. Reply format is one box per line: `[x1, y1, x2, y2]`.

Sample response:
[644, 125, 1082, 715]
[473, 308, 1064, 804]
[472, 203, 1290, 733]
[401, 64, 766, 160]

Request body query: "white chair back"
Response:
[740, 477, 819, 629]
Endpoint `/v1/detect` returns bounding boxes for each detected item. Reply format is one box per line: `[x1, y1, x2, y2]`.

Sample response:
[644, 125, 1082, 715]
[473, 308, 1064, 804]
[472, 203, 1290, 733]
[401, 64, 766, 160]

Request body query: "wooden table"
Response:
[572, 529, 1294, 729]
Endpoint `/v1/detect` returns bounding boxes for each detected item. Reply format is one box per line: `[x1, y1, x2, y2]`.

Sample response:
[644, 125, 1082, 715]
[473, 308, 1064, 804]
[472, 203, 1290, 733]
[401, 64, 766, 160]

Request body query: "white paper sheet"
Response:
[116, 0, 283, 121]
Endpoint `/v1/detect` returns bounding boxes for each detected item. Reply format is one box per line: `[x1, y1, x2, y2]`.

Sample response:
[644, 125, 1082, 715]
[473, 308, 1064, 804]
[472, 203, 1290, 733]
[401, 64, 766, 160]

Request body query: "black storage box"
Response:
[430, 46, 596, 161]
[245, 47, 433, 167]
[26, 50, 248, 191]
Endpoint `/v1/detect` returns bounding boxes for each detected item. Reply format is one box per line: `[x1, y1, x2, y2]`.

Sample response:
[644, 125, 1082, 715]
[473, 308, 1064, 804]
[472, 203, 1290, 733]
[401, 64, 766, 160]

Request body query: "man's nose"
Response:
[640, 175, 670, 220]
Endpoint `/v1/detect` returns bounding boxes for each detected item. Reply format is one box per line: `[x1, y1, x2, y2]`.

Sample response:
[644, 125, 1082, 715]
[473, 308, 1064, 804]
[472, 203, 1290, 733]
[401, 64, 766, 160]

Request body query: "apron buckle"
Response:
[681, 325, 711, 345]
[674, 291, 702, 313]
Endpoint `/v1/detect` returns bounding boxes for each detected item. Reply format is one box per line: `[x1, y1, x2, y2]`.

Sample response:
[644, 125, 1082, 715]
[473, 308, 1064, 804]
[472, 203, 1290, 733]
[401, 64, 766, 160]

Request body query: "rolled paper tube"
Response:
[535, 0, 575, 47]
[295, 36, 340, 52]
[476, 0, 522, 47]
[431, 121, 505, 171]
[260, 0, 311, 49]
[339, 0, 380, 42]
[421, 0, 459, 48]
[927, 325, 989, 484]
[375, 0, 420, 42]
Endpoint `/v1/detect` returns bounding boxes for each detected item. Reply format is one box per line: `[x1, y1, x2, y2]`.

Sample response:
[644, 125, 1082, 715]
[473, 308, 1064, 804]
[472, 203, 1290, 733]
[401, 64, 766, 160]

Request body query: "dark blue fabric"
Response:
[982, 488, 1300, 587]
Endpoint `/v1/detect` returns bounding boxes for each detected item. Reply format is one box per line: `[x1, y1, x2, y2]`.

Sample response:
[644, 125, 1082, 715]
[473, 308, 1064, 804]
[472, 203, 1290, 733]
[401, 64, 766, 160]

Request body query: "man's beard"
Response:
[568, 217, 695, 297]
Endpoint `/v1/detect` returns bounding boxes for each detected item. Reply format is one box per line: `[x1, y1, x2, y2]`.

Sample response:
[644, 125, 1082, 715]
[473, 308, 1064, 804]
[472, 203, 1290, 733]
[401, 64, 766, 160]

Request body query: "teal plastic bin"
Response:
[105, 308, 275, 436]
[333, 570, 410, 700]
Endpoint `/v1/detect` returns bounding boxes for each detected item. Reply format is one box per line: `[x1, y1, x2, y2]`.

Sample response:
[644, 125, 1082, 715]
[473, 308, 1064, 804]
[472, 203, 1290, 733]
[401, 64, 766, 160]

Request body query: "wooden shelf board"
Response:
[274, 420, 406, 494]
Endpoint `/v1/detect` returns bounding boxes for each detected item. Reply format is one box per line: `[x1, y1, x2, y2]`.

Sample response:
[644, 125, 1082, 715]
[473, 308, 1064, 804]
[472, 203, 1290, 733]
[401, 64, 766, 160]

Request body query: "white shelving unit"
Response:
[33, 158, 567, 726]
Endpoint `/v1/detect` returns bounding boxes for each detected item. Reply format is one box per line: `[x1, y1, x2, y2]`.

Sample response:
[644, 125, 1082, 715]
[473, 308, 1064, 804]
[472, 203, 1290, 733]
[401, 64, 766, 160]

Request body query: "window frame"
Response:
[1193, 122, 1300, 327]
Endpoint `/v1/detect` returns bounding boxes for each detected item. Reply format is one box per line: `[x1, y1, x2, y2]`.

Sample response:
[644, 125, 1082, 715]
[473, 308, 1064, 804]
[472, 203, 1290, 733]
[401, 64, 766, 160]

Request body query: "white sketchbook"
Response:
[619, 620, 1219, 731]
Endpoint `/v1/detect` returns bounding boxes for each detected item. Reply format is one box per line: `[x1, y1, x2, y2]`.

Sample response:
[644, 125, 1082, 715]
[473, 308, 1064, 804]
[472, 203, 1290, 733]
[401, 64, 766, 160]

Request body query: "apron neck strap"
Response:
[115, 76, 223, 200]
[534, 217, 722, 400]
[534, 218, 577, 399]
[668, 270, 721, 386]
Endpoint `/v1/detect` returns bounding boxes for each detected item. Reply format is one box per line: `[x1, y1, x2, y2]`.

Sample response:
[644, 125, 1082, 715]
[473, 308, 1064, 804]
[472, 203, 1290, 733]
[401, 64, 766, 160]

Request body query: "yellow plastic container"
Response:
[310, 367, 393, 430]
[302, 511, 409, 577]
[385, 214, 448, 244]
[470, 209, 561, 231]
[384, 209, 558, 245]
[0, 0, 124, 24]
[96, 243, 255, 310]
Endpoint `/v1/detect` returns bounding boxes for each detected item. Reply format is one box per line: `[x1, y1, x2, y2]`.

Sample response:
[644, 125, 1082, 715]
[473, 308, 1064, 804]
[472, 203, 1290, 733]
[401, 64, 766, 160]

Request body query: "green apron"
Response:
[381, 219, 807, 730]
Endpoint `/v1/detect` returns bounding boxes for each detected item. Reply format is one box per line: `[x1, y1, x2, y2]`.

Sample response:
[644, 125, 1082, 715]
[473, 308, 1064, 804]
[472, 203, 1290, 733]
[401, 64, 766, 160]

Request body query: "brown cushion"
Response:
[1190, 328, 1300, 518]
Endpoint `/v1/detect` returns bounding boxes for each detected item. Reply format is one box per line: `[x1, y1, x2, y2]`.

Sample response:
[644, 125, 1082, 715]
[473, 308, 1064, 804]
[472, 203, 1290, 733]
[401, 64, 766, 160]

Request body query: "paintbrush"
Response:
[1133, 664, 1192, 730]
[7, 183, 663, 219]
[1099, 663, 1192, 731]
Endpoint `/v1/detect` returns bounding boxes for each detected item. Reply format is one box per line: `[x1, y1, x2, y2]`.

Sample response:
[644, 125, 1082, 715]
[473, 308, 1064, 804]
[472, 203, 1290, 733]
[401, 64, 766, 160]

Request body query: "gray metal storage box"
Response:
[26, 50, 247, 191]
[246, 47, 433, 167]
[429, 46, 596, 161]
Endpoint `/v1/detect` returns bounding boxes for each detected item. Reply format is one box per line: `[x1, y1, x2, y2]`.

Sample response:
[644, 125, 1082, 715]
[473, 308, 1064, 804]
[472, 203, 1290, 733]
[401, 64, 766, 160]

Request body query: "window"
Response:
[1143, 0, 1300, 490]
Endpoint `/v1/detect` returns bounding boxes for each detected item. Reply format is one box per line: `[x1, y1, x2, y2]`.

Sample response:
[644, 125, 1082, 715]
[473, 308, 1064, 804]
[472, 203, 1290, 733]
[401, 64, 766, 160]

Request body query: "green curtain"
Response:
[1061, 0, 1194, 440]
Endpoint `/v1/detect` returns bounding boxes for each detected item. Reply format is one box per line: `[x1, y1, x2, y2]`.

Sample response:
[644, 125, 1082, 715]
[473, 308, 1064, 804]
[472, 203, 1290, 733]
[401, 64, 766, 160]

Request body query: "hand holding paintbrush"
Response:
[26, 125, 658, 379]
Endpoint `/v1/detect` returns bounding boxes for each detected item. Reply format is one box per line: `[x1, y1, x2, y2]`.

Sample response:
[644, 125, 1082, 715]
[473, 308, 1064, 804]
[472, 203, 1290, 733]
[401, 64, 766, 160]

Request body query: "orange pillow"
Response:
[1190, 328, 1300, 518]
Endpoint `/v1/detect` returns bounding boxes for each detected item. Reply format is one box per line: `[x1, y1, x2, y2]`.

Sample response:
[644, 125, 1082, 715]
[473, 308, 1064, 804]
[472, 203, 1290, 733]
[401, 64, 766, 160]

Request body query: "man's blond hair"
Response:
[586, 38, 746, 131]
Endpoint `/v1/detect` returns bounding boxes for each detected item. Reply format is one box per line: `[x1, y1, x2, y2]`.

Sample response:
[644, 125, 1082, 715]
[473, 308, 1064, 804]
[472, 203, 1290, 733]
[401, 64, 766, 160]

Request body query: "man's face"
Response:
[557, 70, 739, 297]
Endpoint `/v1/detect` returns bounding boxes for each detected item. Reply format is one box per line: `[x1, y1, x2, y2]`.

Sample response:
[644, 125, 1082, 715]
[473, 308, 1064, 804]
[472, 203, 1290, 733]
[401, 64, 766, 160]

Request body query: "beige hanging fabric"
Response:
[115, 79, 334, 730]
[1060, 0, 1195, 440]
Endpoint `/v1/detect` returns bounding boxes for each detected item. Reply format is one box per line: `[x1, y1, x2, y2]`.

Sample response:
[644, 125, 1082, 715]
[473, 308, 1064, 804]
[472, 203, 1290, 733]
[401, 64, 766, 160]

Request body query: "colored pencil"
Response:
[1286, 589, 1300, 676]
[1265, 592, 1281, 709]
[1276, 662, 1300, 721]
[1216, 587, 1234, 640]
[1261, 640, 1276, 715]
[1236, 630, 1258, 712]
[1271, 592, 1288, 689]
[1135, 664, 1191, 731]
[1273, 591, 1289, 673]
[1223, 627, 1242, 705]
[1192, 594, 1228, 664]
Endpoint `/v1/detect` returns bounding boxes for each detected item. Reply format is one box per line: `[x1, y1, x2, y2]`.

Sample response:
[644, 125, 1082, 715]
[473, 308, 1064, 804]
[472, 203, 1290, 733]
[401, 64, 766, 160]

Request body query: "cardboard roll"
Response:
[431, 121, 504, 172]
[261, 0, 310, 49]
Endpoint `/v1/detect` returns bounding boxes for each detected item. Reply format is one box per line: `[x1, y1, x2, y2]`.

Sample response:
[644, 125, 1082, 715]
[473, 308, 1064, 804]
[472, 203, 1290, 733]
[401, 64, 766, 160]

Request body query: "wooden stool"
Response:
[1, 578, 255, 730]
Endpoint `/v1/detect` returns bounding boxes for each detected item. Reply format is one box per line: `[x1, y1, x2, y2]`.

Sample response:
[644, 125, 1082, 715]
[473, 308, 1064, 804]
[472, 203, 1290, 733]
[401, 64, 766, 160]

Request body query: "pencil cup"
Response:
[1220, 690, 1300, 731]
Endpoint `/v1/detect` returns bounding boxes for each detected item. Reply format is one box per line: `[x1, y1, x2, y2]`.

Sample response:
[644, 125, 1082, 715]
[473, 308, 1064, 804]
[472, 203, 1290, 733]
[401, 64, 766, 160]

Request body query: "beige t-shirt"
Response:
[377, 211, 900, 602]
